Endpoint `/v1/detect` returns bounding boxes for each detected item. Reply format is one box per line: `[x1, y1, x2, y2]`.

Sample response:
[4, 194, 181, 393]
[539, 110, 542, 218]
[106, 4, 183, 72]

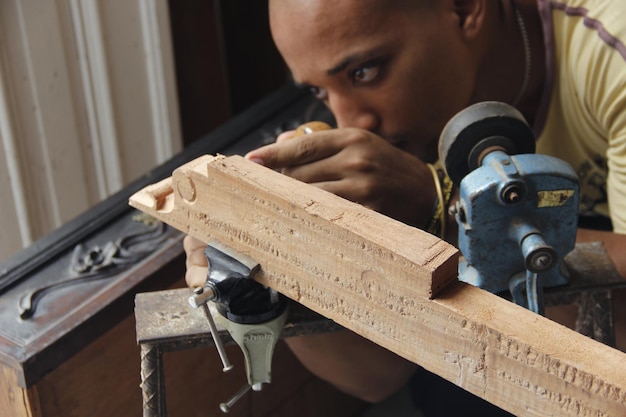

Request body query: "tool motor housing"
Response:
[439, 101, 580, 299]
[455, 150, 579, 293]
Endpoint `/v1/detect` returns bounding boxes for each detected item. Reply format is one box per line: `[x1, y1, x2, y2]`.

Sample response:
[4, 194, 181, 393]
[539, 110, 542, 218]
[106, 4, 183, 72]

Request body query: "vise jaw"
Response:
[188, 240, 288, 413]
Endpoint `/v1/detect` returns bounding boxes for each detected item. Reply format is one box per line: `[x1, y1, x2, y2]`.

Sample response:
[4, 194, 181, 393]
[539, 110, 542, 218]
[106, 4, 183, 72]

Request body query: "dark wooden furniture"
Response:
[0, 85, 359, 417]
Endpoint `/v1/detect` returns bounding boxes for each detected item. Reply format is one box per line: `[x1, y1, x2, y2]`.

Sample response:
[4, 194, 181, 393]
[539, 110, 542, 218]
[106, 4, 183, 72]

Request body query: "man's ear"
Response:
[453, 0, 485, 38]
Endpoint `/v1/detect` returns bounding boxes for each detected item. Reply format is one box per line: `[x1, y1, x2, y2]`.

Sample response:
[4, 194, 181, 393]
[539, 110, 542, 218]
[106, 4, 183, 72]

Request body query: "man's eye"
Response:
[309, 86, 328, 100]
[351, 65, 380, 84]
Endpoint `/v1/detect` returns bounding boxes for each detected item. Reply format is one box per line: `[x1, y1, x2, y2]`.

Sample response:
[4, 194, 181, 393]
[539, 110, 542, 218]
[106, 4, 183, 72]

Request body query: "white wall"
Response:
[0, 0, 182, 260]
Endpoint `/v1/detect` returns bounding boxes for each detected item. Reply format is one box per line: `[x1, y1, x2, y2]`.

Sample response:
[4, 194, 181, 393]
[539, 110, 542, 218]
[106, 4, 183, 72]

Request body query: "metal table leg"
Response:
[135, 289, 342, 417]
[140, 343, 166, 417]
[576, 289, 616, 347]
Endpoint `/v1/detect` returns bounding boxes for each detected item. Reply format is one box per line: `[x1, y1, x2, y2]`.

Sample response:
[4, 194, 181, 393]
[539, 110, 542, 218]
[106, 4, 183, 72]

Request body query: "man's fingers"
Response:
[183, 235, 208, 289]
[281, 152, 344, 183]
[186, 265, 208, 288]
[183, 234, 205, 253]
[184, 238, 208, 270]
[246, 131, 339, 169]
[275, 130, 296, 143]
[186, 246, 208, 270]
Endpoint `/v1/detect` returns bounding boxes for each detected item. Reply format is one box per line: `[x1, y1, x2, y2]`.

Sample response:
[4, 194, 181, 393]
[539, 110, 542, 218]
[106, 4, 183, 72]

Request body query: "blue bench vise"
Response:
[439, 102, 580, 314]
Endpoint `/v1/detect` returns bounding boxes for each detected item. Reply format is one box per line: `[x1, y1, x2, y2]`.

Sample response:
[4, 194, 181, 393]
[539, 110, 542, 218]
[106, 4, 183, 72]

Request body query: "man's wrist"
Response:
[425, 163, 454, 239]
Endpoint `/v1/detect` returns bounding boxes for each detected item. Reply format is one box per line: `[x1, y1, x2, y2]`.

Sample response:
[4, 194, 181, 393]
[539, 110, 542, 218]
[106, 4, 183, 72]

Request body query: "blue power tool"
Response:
[438, 102, 580, 314]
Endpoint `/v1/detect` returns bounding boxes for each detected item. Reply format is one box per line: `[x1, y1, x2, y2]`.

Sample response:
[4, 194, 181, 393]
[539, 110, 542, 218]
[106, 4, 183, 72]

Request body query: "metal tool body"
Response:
[188, 240, 288, 412]
[439, 102, 580, 314]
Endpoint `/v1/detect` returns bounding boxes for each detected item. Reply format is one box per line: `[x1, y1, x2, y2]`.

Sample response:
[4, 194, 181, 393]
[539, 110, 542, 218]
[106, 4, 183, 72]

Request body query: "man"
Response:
[185, 0, 626, 414]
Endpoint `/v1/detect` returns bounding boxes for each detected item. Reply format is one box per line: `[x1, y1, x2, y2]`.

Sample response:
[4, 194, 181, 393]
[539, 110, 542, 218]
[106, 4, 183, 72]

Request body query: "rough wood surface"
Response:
[130, 154, 459, 299]
[129, 154, 626, 416]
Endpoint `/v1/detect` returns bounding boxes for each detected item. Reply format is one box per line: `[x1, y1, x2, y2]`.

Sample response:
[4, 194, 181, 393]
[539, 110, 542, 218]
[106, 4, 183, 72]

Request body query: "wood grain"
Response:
[129, 154, 626, 416]
[130, 154, 459, 299]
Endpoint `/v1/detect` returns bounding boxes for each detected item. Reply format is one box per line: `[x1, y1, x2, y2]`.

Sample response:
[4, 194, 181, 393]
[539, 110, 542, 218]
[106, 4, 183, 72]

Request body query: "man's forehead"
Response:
[269, 0, 426, 83]
[269, 0, 413, 41]
[269, 0, 415, 14]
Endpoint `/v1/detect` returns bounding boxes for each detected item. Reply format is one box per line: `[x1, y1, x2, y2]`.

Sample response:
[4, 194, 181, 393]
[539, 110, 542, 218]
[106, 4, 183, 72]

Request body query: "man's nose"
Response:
[327, 93, 379, 132]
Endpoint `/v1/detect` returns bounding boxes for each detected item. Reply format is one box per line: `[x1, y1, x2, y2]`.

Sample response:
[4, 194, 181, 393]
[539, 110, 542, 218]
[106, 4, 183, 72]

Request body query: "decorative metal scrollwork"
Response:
[19, 219, 168, 319]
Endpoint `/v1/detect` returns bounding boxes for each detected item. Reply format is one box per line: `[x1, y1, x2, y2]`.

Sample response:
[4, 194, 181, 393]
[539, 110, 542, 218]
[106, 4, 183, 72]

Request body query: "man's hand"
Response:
[183, 235, 208, 288]
[245, 127, 436, 228]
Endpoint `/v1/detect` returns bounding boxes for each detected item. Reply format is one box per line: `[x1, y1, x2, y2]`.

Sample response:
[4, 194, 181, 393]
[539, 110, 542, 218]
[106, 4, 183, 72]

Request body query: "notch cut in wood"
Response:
[129, 154, 626, 416]
[130, 154, 459, 299]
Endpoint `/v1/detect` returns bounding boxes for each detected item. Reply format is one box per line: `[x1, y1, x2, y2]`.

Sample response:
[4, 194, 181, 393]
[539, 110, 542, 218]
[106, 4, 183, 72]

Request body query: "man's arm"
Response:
[284, 331, 417, 403]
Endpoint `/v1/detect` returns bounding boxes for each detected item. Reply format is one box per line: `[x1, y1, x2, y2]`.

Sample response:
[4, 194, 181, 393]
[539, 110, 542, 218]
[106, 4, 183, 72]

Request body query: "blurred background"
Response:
[0, 0, 288, 261]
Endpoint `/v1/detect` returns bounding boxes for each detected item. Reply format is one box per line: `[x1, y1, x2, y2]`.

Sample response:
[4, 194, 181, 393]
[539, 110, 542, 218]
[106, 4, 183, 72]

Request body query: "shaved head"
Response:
[269, 0, 429, 30]
[269, 0, 433, 71]
[268, 0, 492, 162]
[269, 0, 428, 13]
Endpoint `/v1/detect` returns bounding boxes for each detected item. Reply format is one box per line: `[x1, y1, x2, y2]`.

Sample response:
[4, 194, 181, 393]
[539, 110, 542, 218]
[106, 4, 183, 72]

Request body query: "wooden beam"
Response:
[129, 154, 458, 299]
[129, 154, 626, 416]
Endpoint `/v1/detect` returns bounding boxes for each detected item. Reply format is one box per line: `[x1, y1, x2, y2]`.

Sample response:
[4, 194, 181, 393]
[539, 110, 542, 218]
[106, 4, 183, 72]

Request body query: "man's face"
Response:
[269, 0, 478, 162]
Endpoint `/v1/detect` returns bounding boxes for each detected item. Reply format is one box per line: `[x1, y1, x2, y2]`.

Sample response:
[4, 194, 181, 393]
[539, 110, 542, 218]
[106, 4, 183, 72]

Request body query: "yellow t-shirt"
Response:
[536, 0, 626, 233]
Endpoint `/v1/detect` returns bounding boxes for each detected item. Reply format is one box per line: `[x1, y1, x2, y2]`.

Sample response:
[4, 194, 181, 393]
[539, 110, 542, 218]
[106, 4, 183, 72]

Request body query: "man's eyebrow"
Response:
[291, 46, 388, 87]
[326, 56, 355, 76]
[290, 60, 357, 88]
[326, 52, 372, 75]
[327, 48, 385, 76]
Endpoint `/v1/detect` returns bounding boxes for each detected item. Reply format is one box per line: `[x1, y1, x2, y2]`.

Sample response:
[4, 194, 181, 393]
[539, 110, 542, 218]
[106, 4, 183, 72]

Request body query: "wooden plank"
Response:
[130, 154, 458, 298]
[129, 154, 626, 416]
